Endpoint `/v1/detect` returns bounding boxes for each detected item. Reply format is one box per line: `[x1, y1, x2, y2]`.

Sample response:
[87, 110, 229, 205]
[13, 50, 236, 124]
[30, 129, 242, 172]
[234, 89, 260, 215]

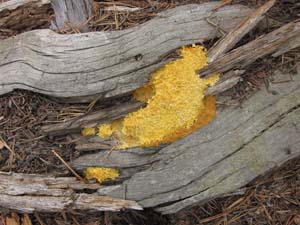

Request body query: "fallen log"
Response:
[1, 67, 299, 214]
[40, 18, 300, 138]
[0, 2, 252, 102]
[73, 66, 300, 214]
[0, 172, 142, 213]
[40, 70, 245, 137]
[41, 101, 145, 136]
[1, 1, 300, 215]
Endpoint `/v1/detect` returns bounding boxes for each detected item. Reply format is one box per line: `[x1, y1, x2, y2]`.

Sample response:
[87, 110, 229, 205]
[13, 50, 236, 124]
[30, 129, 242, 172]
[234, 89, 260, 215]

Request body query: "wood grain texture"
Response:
[41, 69, 244, 137]
[207, 0, 275, 62]
[0, 2, 252, 102]
[0, 172, 142, 213]
[50, 0, 93, 31]
[73, 65, 300, 214]
[200, 20, 300, 77]
[41, 101, 144, 136]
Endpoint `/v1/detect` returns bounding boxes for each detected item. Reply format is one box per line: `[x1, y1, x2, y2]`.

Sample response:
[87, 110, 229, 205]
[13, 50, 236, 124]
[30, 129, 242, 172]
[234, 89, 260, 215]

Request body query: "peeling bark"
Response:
[0, 172, 142, 213]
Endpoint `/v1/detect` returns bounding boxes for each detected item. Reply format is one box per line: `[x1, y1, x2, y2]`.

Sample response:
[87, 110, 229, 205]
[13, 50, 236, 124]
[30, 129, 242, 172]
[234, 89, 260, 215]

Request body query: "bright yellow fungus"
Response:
[83, 45, 219, 148]
[85, 167, 120, 184]
[81, 127, 96, 136]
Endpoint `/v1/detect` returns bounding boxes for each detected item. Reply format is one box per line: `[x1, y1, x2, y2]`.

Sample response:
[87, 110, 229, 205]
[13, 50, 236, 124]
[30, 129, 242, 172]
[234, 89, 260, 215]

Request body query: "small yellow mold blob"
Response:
[86, 45, 219, 148]
[85, 167, 120, 184]
[82, 127, 96, 136]
[98, 124, 114, 138]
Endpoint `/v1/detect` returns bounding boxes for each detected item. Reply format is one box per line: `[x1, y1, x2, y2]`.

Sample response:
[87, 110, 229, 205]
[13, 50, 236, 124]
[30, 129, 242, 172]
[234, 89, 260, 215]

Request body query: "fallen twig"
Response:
[200, 20, 300, 77]
[208, 0, 276, 62]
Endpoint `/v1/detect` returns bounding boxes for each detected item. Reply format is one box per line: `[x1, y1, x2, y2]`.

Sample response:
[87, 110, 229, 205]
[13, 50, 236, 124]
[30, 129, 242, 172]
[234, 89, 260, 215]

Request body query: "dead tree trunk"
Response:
[50, 0, 93, 32]
[0, 172, 142, 212]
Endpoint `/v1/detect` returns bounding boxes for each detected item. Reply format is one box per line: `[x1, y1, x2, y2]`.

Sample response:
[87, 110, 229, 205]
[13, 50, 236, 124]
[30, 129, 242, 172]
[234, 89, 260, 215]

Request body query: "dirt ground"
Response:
[0, 0, 299, 224]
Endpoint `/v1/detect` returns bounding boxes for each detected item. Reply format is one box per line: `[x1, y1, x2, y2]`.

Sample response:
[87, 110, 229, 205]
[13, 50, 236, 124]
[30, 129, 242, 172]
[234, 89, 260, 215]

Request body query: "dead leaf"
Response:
[21, 214, 32, 225]
[5, 213, 20, 225]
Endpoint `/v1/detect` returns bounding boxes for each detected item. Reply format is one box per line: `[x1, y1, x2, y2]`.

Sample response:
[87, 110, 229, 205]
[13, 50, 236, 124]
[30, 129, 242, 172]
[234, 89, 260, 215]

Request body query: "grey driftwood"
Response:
[0, 2, 252, 102]
[50, 0, 93, 32]
[0, 172, 142, 213]
[1, 0, 300, 215]
[1, 67, 299, 214]
[72, 66, 300, 214]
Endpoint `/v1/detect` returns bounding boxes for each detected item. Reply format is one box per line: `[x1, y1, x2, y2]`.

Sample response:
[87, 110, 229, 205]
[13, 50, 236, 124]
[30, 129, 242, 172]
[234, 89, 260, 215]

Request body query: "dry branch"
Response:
[200, 20, 300, 77]
[207, 0, 276, 61]
[0, 172, 142, 213]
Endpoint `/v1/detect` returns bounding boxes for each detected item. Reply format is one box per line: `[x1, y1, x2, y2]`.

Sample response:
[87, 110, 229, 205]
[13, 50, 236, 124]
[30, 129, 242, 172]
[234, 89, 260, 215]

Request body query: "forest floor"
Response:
[0, 0, 299, 224]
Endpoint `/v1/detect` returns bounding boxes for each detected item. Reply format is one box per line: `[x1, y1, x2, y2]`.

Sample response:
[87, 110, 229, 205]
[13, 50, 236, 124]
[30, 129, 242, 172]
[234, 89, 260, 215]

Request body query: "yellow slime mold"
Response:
[84, 46, 219, 148]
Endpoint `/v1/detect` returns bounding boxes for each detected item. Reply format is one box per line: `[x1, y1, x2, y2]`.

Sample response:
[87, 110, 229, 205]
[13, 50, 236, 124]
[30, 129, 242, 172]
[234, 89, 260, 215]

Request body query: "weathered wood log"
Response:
[1, 1, 300, 216]
[41, 101, 144, 136]
[0, 2, 252, 102]
[40, 69, 245, 137]
[0, 172, 142, 213]
[50, 0, 93, 32]
[40, 22, 300, 138]
[72, 66, 300, 214]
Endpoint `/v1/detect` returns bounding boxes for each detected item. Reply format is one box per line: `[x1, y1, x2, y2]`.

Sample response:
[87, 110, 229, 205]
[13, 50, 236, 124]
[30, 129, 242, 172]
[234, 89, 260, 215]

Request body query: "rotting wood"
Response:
[0, 172, 142, 213]
[207, 0, 276, 61]
[73, 65, 300, 214]
[41, 70, 244, 137]
[0, 2, 252, 102]
[0, 1, 299, 215]
[50, 0, 93, 32]
[1, 67, 298, 214]
[40, 21, 300, 138]
[41, 101, 144, 136]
